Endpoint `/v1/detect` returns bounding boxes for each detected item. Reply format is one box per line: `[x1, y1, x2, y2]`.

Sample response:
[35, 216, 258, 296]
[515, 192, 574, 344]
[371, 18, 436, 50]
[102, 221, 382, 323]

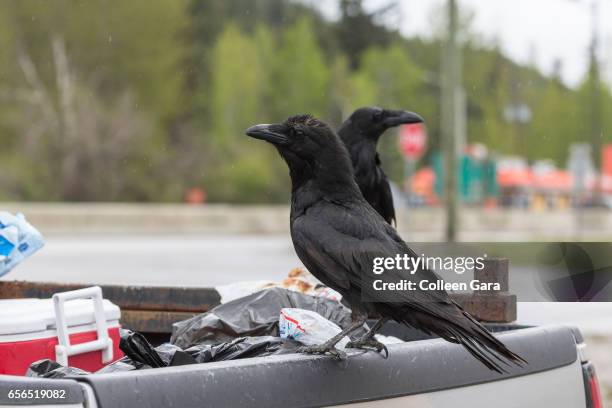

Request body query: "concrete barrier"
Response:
[1, 202, 611, 240]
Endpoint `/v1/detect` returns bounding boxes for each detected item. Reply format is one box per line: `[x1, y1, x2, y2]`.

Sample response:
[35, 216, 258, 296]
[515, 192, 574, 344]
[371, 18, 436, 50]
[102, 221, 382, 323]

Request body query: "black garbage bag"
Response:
[119, 329, 192, 368]
[171, 287, 356, 348]
[26, 359, 90, 378]
[185, 336, 300, 363]
[27, 355, 146, 378]
[95, 357, 142, 373]
[119, 328, 298, 368]
[26, 333, 299, 377]
[119, 329, 166, 368]
[27, 289, 356, 377]
[155, 343, 188, 366]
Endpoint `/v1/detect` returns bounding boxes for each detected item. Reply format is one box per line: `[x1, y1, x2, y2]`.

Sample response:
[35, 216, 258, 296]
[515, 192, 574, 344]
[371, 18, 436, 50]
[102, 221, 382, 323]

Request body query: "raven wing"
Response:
[291, 199, 526, 373]
[376, 166, 396, 225]
[290, 200, 450, 307]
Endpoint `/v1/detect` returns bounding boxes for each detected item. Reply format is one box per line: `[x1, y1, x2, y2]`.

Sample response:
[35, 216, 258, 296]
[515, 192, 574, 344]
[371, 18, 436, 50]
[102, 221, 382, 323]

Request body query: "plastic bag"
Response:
[27, 335, 299, 377]
[279, 308, 351, 349]
[95, 357, 141, 373]
[216, 268, 342, 304]
[0, 212, 44, 277]
[171, 287, 358, 349]
[119, 329, 167, 368]
[26, 360, 89, 378]
[374, 334, 404, 345]
[185, 336, 299, 363]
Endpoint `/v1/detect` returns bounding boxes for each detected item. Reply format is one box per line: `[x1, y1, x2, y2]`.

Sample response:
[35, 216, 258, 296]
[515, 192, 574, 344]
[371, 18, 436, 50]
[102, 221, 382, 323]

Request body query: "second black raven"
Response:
[246, 114, 526, 373]
[338, 107, 424, 224]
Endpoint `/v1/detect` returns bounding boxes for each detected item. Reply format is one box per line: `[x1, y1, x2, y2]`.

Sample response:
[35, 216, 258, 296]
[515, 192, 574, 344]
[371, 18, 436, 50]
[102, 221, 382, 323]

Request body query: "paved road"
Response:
[3, 234, 299, 286]
[3, 233, 612, 335]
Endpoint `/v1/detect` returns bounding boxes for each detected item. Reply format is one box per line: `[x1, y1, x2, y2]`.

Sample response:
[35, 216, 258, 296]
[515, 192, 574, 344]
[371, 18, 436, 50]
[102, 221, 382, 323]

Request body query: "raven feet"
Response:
[297, 344, 347, 360]
[346, 338, 388, 358]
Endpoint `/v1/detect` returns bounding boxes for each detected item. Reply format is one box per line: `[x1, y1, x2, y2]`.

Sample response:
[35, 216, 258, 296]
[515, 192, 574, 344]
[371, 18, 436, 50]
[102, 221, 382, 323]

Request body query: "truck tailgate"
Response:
[70, 325, 579, 408]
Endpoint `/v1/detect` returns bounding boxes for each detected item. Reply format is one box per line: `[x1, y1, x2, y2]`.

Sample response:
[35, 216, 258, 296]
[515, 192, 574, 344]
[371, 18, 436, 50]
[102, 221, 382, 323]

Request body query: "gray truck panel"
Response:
[77, 325, 578, 408]
[334, 358, 586, 408]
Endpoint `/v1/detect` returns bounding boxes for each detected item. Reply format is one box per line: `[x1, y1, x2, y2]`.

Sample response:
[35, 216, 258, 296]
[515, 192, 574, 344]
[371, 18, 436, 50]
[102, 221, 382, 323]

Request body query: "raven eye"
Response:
[373, 111, 383, 122]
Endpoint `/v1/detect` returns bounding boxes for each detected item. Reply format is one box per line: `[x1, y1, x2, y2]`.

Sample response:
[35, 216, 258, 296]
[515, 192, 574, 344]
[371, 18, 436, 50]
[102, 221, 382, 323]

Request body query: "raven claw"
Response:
[346, 338, 389, 358]
[297, 345, 347, 360]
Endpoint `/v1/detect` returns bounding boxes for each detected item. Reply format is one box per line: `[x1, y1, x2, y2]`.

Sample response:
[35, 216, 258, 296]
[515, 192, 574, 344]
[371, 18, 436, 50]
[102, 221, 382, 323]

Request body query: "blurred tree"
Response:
[335, 0, 396, 69]
[527, 80, 580, 163]
[1, 37, 159, 201]
[208, 25, 266, 148]
[203, 24, 289, 202]
[184, 0, 329, 120]
[2, 0, 186, 123]
[0, 0, 609, 203]
[0, 0, 187, 201]
[270, 18, 331, 119]
[574, 75, 612, 159]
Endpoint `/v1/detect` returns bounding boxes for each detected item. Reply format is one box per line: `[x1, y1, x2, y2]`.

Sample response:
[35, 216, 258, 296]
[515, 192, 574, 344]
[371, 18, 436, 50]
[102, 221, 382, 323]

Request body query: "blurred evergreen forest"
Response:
[0, 0, 610, 203]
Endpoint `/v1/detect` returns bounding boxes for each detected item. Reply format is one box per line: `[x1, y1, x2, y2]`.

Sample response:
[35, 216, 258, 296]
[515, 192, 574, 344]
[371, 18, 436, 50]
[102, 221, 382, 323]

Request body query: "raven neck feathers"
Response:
[286, 147, 361, 218]
[339, 122, 381, 172]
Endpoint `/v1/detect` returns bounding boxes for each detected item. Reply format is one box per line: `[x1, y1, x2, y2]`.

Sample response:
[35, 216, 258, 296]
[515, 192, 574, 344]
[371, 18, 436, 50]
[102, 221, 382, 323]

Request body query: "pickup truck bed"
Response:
[0, 324, 593, 408]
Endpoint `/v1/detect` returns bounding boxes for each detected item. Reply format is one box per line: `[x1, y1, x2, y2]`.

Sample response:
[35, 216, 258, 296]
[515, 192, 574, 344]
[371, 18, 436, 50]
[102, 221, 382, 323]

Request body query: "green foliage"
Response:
[0, 0, 609, 203]
[270, 18, 331, 119]
[0, 0, 187, 201]
[203, 24, 290, 202]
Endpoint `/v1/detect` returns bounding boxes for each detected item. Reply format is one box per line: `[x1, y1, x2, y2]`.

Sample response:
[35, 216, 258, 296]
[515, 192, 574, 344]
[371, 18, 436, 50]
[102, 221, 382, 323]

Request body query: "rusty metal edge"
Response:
[0, 279, 517, 325]
[454, 293, 517, 323]
[0, 281, 220, 312]
[120, 310, 198, 334]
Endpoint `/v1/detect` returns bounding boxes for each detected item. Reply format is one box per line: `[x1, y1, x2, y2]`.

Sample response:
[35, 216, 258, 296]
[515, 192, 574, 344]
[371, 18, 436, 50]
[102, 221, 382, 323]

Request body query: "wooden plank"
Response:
[120, 310, 198, 334]
[0, 257, 517, 331]
[476, 258, 509, 292]
[0, 281, 219, 312]
[453, 293, 517, 323]
[115, 294, 515, 334]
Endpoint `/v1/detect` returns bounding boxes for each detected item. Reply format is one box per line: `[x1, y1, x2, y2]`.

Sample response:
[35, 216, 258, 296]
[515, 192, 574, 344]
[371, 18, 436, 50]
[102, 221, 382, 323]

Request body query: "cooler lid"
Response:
[0, 298, 120, 335]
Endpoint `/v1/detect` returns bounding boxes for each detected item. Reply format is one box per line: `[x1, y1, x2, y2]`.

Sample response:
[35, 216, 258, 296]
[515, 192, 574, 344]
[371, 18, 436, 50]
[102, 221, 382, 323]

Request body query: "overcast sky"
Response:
[311, 0, 612, 88]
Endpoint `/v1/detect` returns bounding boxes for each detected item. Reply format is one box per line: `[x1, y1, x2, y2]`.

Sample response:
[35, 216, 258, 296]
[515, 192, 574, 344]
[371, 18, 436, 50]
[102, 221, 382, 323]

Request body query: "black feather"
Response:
[338, 108, 396, 224]
[245, 114, 527, 372]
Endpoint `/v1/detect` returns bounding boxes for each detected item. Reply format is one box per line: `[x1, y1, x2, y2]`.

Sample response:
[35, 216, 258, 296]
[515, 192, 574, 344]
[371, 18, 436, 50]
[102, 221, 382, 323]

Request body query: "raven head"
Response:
[345, 106, 424, 140]
[246, 114, 342, 158]
[246, 114, 356, 189]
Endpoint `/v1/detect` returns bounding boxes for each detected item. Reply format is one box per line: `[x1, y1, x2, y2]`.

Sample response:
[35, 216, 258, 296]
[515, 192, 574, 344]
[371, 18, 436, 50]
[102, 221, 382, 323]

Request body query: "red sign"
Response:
[601, 145, 612, 193]
[398, 123, 427, 159]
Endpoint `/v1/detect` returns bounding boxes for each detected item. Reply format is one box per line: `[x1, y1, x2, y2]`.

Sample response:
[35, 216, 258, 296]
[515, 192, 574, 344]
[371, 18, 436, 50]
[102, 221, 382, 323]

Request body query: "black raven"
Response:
[338, 107, 424, 224]
[246, 114, 526, 372]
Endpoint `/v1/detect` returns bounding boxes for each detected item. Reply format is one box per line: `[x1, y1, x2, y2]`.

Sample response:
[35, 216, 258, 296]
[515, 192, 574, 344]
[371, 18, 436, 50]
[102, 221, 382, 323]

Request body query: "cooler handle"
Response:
[53, 286, 113, 366]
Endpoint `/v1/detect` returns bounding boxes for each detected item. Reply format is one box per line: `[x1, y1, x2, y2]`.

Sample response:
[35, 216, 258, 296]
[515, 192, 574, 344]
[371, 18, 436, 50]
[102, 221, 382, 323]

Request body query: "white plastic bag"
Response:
[0, 212, 44, 277]
[374, 334, 404, 345]
[216, 268, 343, 304]
[279, 308, 350, 349]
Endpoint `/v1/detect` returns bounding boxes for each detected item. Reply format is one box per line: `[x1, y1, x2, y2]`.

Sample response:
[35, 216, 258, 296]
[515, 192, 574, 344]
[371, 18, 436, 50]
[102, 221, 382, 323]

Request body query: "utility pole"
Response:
[589, 0, 602, 203]
[441, 0, 462, 241]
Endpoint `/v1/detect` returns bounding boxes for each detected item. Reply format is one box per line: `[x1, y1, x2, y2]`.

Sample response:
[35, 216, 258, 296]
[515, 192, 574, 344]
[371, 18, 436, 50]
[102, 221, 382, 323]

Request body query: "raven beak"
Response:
[245, 124, 289, 145]
[383, 110, 424, 127]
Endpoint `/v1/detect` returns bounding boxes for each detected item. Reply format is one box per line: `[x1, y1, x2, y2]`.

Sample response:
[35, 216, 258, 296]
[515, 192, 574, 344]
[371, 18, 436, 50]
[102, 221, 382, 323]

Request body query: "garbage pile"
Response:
[215, 267, 342, 303]
[27, 330, 299, 378]
[27, 288, 401, 378]
[171, 286, 361, 348]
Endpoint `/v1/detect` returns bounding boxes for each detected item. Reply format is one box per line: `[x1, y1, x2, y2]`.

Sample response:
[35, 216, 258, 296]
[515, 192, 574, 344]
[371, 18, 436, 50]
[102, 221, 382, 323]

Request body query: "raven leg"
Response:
[296, 315, 367, 360]
[346, 317, 389, 358]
